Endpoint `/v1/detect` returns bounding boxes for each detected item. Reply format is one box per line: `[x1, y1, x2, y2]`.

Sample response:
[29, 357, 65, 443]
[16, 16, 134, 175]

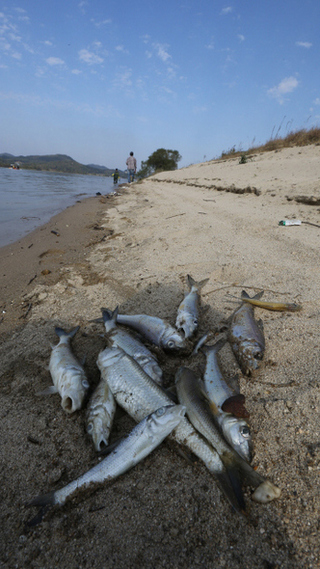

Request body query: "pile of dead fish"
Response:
[28, 276, 302, 521]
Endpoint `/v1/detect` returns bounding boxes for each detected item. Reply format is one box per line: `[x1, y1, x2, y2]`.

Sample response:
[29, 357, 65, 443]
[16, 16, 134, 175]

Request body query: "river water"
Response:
[0, 169, 124, 248]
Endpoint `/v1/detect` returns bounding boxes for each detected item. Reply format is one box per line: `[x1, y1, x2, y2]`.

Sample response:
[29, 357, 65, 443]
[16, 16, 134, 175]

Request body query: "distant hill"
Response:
[0, 153, 126, 177]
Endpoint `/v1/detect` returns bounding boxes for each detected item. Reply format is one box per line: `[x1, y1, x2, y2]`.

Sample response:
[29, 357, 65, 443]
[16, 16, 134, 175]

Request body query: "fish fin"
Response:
[164, 385, 178, 403]
[55, 326, 80, 339]
[36, 385, 58, 396]
[88, 316, 104, 323]
[200, 336, 226, 355]
[25, 505, 51, 528]
[187, 274, 209, 290]
[220, 454, 246, 512]
[241, 290, 264, 301]
[27, 491, 56, 509]
[99, 436, 126, 455]
[214, 469, 246, 513]
[257, 319, 264, 332]
[102, 307, 118, 325]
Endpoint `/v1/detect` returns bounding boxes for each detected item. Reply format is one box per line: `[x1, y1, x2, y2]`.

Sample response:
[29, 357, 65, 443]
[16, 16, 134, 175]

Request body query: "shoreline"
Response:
[1, 146, 320, 568]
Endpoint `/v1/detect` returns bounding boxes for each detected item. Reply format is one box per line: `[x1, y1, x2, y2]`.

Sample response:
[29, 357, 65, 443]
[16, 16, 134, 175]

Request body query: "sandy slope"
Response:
[1, 146, 320, 569]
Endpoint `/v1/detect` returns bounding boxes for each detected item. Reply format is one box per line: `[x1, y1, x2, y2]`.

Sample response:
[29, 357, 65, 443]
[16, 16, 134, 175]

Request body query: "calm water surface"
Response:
[0, 169, 124, 248]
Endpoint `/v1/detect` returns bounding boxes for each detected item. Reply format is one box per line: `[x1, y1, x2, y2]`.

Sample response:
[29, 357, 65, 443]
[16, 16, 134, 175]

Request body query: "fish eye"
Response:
[156, 407, 165, 417]
[82, 379, 89, 388]
[167, 340, 176, 349]
[240, 426, 251, 438]
[193, 319, 198, 326]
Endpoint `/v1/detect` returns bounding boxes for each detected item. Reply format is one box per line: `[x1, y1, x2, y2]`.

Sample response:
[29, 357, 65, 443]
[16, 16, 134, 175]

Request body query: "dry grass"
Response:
[219, 126, 320, 160]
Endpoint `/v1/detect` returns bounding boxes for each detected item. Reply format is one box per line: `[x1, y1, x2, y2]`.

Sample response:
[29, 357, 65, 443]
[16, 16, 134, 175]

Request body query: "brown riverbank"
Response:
[1, 145, 320, 568]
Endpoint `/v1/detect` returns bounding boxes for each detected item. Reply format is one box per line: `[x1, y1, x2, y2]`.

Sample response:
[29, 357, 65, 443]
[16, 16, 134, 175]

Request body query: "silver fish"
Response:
[28, 404, 186, 509]
[176, 275, 209, 338]
[48, 327, 89, 414]
[113, 311, 188, 352]
[175, 366, 280, 505]
[86, 376, 117, 451]
[102, 308, 163, 384]
[97, 346, 254, 512]
[201, 339, 252, 462]
[228, 291, 265, 376]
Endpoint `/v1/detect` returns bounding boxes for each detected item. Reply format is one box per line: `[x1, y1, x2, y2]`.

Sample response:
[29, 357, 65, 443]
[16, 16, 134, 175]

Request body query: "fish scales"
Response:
[176, 275, 209, 338]
[86, 376, 117, 451]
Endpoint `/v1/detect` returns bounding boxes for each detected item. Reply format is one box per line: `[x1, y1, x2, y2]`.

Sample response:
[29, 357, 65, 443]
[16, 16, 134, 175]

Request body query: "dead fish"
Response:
[240, 290, 302, 312]
[97, 346, 255, 512]
[201, 339, 252, 462]
[102, 308, 163, 384]
[228, 291, 265, 376]
[86, 376, 117, 451]
[112, 310, 188, 352]
[27, 404, 186, 510]
[46, 327, 89, 413]
[175, 367, 280, 505]
[175, 275, 209, 338]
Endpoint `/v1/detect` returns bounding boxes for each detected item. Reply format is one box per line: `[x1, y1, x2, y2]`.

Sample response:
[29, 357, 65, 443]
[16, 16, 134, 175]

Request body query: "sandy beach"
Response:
[1, 145, 320, 569]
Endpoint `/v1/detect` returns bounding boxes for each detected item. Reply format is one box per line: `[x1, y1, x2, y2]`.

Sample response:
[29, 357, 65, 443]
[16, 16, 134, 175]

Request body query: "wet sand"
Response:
[1, 147, 320, 568]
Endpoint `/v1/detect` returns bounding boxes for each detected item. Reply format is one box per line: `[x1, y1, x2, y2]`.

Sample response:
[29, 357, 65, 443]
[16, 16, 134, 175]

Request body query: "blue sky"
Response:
[1, 1, 319, 169]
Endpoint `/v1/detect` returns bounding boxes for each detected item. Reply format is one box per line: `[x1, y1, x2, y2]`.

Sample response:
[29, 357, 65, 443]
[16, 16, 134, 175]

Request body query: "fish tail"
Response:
[27, 491, 57, 509]
[220, 454, 246, 512]
[55, 326, 79, 340]
[187, 274, 209, 291]
[241, 290, 264, 301]
[102, 306, 118, 325]
[201, 337, 226, 355]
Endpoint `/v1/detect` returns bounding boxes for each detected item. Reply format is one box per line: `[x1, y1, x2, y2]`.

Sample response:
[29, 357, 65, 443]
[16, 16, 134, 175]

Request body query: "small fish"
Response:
[240, 290, 302, 312]
[97, 346, 254, 512]
[47, 327, 89, 413]
[201, 339, 252, 462]
[28, 404, 186, 510]
[175, 275, 209, 338]
[113, 310, 188, 352]
[175, 367, 280, 505]
[86, 376, 117, 451]
[228, 291, 265, 376]
[102, 308, 163, 384]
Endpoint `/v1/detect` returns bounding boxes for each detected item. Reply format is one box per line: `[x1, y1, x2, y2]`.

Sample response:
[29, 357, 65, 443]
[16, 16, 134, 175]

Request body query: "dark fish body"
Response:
[175, 367, 280, 504]
[228, 291, 265, 376]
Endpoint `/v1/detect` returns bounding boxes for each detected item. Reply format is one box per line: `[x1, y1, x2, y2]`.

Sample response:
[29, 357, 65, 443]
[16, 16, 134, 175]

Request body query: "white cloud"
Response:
[154, 43, 171, 63]
[296, 41, 312, 48]
[46, 57, 65, 66]
[238, 34, 245, 42]
[113, 68, 133, 89]
[314, 98, 320, 105]
[79, 49, 103, 65]
[115, 45, 129, 54]
[71, 69, 82, 75]
[91, 18, 112, 27]
[268, 76, 299, 103]
[221, 7, 233, 15]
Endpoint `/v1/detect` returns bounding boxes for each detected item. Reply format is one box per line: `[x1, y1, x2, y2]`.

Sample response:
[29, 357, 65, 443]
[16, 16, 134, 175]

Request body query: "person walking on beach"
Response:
[126, 151, 137, 183]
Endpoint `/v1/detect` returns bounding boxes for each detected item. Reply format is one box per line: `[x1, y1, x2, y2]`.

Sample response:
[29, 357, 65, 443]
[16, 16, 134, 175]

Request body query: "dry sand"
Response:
[1, 145, 320, 568]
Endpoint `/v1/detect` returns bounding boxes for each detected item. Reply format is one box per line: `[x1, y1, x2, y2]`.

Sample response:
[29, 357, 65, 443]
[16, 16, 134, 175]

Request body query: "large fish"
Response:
[102, 308, 163, 384]
[201, 339, 252, 462]
[228, 291, 265, 376]
[47, 327, 89, 413]
[111, 310, 188, 352]
[28, 404, 186, 509]
[175, 366, 280, 505]
[86, 376, 117, 451]
[176, 275, 209, 338]
[97, 346, 279, 511]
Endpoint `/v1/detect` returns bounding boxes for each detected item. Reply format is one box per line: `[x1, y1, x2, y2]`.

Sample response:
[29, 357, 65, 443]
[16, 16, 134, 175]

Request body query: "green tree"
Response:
[137, 148, 181, 178]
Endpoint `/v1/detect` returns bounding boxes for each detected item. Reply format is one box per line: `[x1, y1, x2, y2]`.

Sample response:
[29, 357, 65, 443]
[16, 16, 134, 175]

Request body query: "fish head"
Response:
[161, 328, 189, 352]
[241, 340, 264, 375]
[86, 417, 108, 452]
[221, 415, 252, 462]
[146, 404, 186, 439]
[61, 377, 89, 414]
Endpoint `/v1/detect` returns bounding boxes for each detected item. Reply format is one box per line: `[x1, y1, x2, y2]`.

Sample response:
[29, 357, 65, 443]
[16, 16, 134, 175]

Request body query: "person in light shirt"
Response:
[126, 151, 137, 183]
